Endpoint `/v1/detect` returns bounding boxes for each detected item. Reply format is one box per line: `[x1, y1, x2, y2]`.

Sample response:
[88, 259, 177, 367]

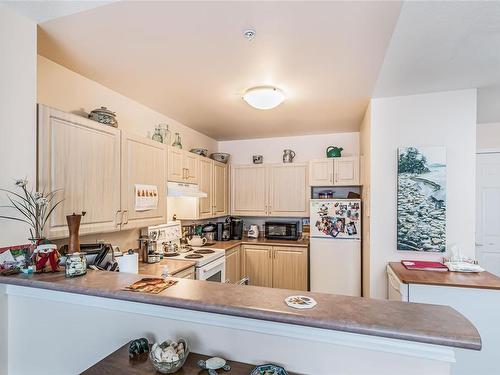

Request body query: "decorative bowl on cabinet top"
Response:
[88, 106, 118, 127]
[210, 153, 230, 164]
[326, 146, 343, 157]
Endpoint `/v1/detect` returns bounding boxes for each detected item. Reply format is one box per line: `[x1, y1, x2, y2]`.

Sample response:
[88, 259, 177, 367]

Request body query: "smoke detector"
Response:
[243, 28, 256, 41]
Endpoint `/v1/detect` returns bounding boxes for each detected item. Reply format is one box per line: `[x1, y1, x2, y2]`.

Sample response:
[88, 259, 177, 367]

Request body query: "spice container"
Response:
[65, 252, 87, 277]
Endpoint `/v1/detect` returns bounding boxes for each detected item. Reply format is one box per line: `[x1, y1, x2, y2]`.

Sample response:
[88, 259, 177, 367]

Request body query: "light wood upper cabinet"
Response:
[213, 161, 228, 216]
[333, 156, 360, 186]
[225, 245, 241, 284]
[241, 245, 273, 287]
[121, 132, 167, 230]
[309, 159, 333, 186]
[231, 165, 268, 216]
[38, 105, 122, 239]
[198, 157, 213, 219]
[167, 147, 199, 184]
[269, 163, 309, 217]
[272, 246, 308, 291]
[309, 157, 360, 186]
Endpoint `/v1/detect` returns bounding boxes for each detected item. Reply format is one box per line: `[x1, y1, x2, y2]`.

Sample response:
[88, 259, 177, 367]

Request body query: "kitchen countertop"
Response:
[138, 259, 196, 276]
[0, 270, 481, 350]
[206, 237, 309, 251]
[389, 262, 500, 290]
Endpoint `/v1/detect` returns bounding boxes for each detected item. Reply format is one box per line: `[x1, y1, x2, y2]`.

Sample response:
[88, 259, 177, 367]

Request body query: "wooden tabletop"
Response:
[81, 342, 294, 374]
[389, 262, 500, 290]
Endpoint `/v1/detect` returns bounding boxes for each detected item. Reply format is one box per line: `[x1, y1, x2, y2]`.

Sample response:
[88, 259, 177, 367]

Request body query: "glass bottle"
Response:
[151, 127, 163, 143]
[158, 123, 171, 145]
[172, 132, 182, 149]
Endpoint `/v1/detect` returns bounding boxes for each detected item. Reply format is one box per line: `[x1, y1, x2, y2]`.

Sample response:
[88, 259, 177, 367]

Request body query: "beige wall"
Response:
[367, 89, 477, 299]
[37, 55, 218, 152]
[359, 103, 371, 297]
[477, 122, 500, 150]
[37, 55, 219, 250]
[0, 6, 37, 247]
[218, 132, 359, 165]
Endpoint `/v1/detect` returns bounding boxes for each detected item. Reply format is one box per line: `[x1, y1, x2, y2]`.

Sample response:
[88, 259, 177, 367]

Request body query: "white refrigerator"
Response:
[310, 199, 361, 296]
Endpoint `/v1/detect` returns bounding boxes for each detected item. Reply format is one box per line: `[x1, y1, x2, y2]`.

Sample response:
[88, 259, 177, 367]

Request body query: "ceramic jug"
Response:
[326, 146, 343, 158]
[283, 149, 296, 163]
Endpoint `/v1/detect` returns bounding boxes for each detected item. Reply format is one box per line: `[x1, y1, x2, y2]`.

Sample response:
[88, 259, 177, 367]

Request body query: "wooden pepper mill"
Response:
[66, 212, 86, 254]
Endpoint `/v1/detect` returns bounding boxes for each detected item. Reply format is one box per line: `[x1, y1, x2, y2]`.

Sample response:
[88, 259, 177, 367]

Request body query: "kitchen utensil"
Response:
[172, 132, 182, 149]
[248, 224, 259, 238]
[282, 149, 296, 163]
[210, 153, 230, 164]
[187, 235, 207, 247]
[190, 148, 208, 157]
[253, 155, 263, 164]
[88, 107, 118, 127]
[326, 146, 343, 158]
[66, 212, 85, 254]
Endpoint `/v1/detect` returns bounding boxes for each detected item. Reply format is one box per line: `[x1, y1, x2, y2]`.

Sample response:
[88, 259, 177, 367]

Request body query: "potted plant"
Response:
[0, 179, 63, 268]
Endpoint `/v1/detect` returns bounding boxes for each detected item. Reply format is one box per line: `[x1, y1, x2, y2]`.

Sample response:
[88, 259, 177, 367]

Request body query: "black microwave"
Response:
[264, 221, 300, 240]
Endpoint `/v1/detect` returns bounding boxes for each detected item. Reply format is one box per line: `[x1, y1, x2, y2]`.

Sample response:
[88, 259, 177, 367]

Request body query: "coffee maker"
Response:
[216, 221, 231, 241]
[227, 216, 243, 240]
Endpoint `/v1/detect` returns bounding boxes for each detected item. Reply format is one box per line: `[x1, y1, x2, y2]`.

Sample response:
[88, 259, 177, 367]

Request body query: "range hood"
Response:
[167, 182, 207, 198]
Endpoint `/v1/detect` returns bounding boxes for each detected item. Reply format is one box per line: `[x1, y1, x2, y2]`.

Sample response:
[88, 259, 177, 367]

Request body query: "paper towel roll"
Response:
[117, 252, 138, 274]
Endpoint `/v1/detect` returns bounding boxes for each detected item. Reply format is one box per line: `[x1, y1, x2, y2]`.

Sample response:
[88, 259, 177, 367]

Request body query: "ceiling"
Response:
[37, 1, 401, 140]
[374, 1, 500, 98]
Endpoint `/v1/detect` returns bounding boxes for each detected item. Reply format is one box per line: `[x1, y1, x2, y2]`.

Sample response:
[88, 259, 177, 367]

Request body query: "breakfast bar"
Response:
[0, 271, 481, 375]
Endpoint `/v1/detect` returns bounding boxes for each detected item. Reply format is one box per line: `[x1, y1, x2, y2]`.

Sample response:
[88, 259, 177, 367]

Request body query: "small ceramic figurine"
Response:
[197, 357, 231, 375]
[128, 337, 149, 358]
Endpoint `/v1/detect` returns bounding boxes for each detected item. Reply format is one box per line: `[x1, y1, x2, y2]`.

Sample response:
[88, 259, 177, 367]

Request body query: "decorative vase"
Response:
[172, 133, 182, 149]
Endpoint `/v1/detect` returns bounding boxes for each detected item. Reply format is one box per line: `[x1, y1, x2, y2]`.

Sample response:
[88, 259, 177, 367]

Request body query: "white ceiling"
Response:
[4, 1, 113, 23]
[374, 1, 500, 98]
[37, 1, 401, 140]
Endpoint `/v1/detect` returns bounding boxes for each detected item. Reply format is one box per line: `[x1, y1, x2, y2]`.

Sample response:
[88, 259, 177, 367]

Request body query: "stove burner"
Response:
[184, 254, 203, 259]
[164, 252, 179, 257]
[194, 249, 215, 254]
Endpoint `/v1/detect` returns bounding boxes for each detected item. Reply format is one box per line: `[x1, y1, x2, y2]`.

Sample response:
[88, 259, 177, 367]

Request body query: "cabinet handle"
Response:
[122, 210, 129, 225]
[186, 169, 190, 179]
[115, 210, 122, 227]
[268, 251, 271, 259]
[182, 168, 187, 180]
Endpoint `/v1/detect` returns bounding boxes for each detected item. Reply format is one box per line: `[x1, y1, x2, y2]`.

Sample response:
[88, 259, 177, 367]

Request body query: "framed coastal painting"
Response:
[397, 146, 446, 252]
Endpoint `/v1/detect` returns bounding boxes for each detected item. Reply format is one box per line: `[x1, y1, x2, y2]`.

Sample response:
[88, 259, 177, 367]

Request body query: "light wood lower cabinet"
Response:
[241, 245, 273, 288]
[173, 266, 195, 279]
[225, 246, 241, 284]
[241, 244, 308, 291]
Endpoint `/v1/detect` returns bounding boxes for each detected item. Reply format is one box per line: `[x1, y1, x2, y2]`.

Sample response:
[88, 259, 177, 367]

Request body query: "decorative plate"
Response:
[250, 363, 288, 375]
[284, 295, 317, 309]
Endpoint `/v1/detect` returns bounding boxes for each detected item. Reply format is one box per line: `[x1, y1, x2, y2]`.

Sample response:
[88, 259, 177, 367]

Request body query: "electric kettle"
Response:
[326, 146, 343, 158]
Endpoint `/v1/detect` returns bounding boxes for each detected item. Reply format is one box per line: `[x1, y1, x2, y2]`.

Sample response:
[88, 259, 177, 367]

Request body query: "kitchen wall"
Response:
[477, 122, 500, 150]
[365, 89, 477, 299]
[0, 4, 37, 373]
[359, 103, 371, 297]
[38, 55, 219, 250]
[218, 132, 359, 165]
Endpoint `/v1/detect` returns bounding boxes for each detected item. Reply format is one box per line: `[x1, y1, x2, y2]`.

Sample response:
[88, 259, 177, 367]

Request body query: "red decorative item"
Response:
[34, 245, 60, 273]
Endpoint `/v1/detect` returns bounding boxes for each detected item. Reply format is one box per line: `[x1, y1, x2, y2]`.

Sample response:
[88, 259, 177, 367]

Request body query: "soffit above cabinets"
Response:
[37, 1, 402, 140]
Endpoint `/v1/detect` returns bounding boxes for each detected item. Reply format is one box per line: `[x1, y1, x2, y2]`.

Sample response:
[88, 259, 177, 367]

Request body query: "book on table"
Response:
[401, 260, 448, 272]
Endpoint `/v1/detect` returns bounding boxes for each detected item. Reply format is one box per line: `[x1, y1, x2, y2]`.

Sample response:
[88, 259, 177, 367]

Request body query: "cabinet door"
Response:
[198, 158, 213, 219]
[241, 245, 272, 287]
[225, 246, 241, 284]
[121, 132, 167, 230]
[309, 159, 333, 186]
[174, 266, 195, 279]
[333, 156, 360, 186]
[272, 246, 308, 291]
[38, 105, 121, 239]
[183, 152, 199, 184]
[231, 165, 268, 216]
[269, 164, 309, 217]
[168, 147, 184, 182]
[213, 162, 228, 217]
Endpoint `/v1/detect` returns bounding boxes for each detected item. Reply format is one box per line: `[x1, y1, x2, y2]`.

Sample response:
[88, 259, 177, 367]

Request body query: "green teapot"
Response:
[326, 146, 343, 158]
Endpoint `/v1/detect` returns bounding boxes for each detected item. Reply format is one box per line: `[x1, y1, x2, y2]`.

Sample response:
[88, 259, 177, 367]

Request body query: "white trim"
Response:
[477, 148, 500, 154]
[5, 285, 456, 363]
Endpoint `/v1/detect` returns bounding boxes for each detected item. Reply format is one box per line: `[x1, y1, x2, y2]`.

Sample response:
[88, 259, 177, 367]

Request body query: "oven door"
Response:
[196, 256, 226, 282]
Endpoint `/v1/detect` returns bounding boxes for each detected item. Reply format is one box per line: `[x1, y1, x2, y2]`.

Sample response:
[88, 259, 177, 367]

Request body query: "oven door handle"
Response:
[198, 256, 225, 276]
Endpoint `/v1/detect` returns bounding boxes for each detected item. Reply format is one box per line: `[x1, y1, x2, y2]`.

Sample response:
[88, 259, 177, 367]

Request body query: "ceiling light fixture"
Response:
[243, 86, 285, 110]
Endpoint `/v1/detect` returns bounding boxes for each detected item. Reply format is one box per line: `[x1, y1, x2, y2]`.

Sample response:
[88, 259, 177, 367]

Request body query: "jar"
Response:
[152, 127, 163, 143]
[65, 252, 87, 278]
[172, 133, 182, 149]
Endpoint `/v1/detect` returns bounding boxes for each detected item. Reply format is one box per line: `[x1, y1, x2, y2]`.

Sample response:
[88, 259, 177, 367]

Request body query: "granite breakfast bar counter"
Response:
[0, 271, 480, 375]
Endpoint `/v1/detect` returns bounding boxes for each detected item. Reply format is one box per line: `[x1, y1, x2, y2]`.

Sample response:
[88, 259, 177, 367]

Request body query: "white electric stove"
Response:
[148, 222, 226, 282]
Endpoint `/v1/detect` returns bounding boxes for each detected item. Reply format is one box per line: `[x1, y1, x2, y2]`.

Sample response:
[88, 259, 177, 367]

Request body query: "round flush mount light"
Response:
[242, 86, 285, 110]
